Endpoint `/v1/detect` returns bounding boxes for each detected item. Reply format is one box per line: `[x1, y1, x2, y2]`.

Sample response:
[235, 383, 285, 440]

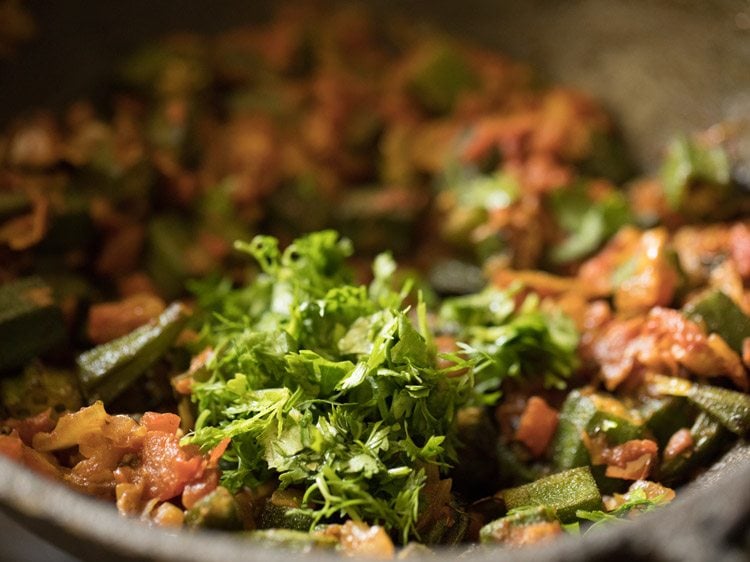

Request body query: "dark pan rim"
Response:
[1, 442, 748, 562]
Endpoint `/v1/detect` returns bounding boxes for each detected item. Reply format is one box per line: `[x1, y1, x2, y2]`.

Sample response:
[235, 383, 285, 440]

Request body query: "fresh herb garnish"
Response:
[186, 231, 474, 543]
[549, 182, 632, 264]
[439, 286, 579, 402]
[660, 135, 731, 210]
[575, 489, 668, 532]
[186, 230, 580, 542]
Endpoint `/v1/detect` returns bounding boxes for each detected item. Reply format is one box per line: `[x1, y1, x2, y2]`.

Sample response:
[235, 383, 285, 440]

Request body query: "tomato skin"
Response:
[139, 431, 205, 501]
[141, 412, 181, 434]
[514, 396, 559, 458]
[182, 469, 219, 509]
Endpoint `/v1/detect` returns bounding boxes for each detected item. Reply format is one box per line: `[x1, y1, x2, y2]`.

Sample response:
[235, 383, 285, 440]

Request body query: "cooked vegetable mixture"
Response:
[2, 4, 750, 557]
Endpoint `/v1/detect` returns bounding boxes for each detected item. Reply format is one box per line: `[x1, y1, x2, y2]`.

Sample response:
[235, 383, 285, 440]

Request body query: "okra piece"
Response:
[501, 466, 602, 523]
[451, 407, 500, 498]
[640, 396, 695, 448]
[420, 500, 469, 545]
[184, 487, 243, 530]
[495, 442, 540, 487]
[659, 412, 731, 484]
[0, 277, 65, 372]
[76, 303, 189, 404]
[479, 505, 559, 544]
[686, 384, 750, 436]
[551, 390, 643, 471]
[650, 375, 750, 436]
[683, 290, 750, 354]
[589, 465, 627, 496]
[246, 529, 338, 551]
[550, 390, 597, 470]
[258, 489, 314, 532]
[588, 394, 643, 437]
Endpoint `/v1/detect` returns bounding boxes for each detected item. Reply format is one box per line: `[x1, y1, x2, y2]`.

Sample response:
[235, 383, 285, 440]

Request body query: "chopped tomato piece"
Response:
[138, 432, 205, 501]
[87, 293, 166, 344]
[601, 439, 658, 480]
[514, 396, 559, 457]
[141, 412, 181, 435]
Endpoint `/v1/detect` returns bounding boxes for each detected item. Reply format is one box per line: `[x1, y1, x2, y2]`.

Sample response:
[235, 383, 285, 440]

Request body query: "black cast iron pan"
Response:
[1, 1, 749, 560]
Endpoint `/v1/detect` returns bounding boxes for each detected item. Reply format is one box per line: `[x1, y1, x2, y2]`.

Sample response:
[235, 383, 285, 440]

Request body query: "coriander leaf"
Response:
[661, 135, 731, 210]
[186, 231, 473, 544]
[576, 489, 669, 532]
[549, 182, 632, 264]
[440, 287, 579, 403]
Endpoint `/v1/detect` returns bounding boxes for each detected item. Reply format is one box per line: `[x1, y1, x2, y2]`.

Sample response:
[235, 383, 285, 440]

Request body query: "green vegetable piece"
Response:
[588, 465, 627, 497]
[453, 171, 520, 211]
[407, 44, 479, 114]
[439, 505, 469, 546]
[420, 500, 469, 545]
[258, 489, 314, 532]
[550, 390, 597, 470]
[588, 409, 642, 444]
[184, 487, 243, 530]
[501, 467, 602, 523]
[659, 412, 731, 484]
[188, 231, 470, 544]
[146, 215, 193, 299]
[549, 183, 632, 264]
[76, 303, 189, 404]
[551, 390, 642, 471]
[576, 487, 669, 529]
[479, 505, 559, 544]
[0, 277, 65, 373]
[686, 384, 750, 436]
[440, 288, 579, 397]
[0, 363, 82, 418]
[653, 374, 750, 436]
[640, 396, 695, 448]
[451, 407, 500, 499]
[683, 290, 750, 354]
[661, 135, 731, 210]
[495, 442, 541, 487]
[246, 529, 338, 551]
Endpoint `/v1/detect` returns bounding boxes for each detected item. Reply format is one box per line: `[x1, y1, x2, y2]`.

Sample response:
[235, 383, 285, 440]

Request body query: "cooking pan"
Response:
[1, 1, 749, 560]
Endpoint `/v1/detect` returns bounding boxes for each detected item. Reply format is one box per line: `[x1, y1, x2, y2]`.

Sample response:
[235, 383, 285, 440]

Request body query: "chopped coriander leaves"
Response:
[576, 488, 670, 532]
[440, 288, 579, 401]
[186, 230, 579, 543]
[661, 135, 731, 211]
[548, 182, 632, 264]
